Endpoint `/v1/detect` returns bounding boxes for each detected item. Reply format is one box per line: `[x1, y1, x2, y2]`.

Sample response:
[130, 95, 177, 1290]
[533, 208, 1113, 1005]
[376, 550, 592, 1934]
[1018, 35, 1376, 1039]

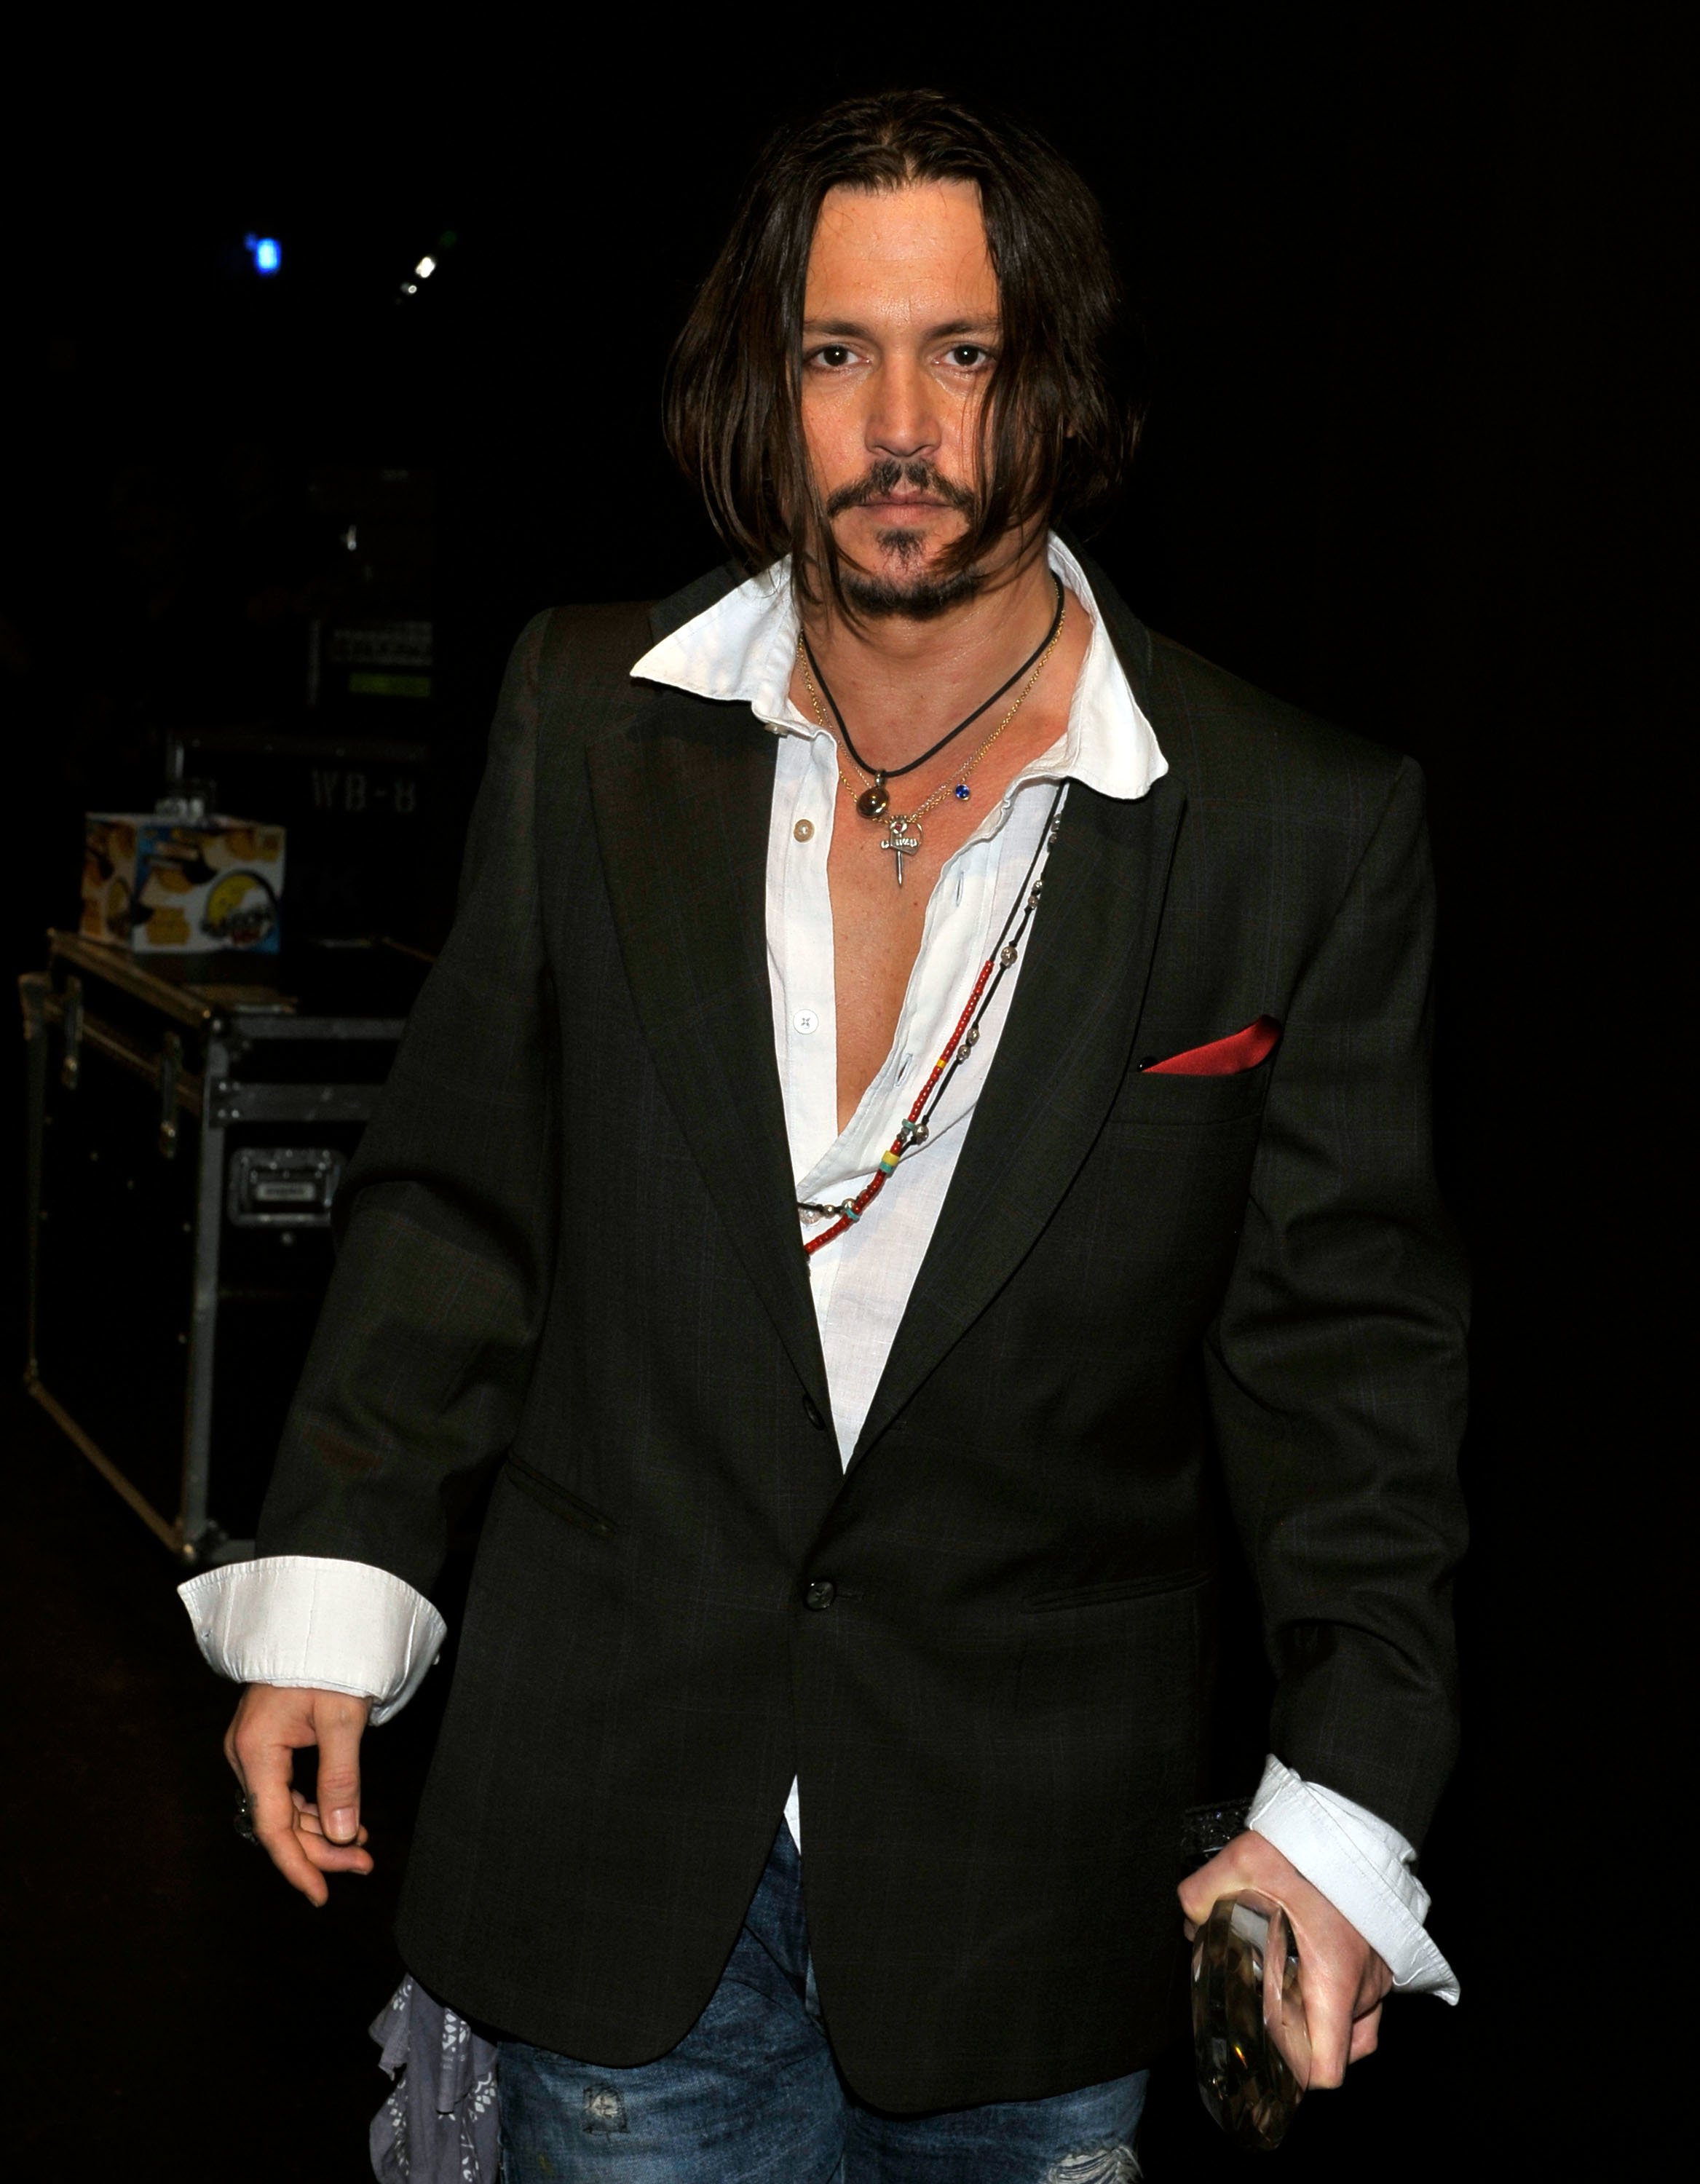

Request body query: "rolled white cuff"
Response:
[1248, 1754, 1459, 2003]
[177, 1554, 446, 1725]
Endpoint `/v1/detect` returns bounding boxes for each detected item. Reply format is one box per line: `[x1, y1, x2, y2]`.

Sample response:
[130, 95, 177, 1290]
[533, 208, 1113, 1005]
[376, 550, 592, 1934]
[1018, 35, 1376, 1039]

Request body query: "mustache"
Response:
[823, 459, 978, 519]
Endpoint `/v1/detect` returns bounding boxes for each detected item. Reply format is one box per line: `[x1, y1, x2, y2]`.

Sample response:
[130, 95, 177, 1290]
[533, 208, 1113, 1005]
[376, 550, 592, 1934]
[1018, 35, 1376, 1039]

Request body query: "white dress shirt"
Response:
[181, 536, 1457, 2002]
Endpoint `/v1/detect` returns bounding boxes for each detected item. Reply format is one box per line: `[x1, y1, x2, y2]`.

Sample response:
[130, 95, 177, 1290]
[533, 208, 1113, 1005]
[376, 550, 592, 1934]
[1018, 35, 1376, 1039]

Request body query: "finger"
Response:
[291, 1794, 370, 1848]
[294, 1824, 375, 1877]
[1177, 1840, 1263, 1925]
[1177, 1861, 1233, 1926]
[1301, 1980, 1354, 2089]
[1348, 2003, 1383, 2065]
[312, 1695, 368, 1845]
[232, 1706, 329, 1906]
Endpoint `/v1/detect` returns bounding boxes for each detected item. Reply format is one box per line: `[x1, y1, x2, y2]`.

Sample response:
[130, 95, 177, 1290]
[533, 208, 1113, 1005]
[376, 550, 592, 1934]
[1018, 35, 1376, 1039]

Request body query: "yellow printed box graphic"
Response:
[82, 815, 286, 954]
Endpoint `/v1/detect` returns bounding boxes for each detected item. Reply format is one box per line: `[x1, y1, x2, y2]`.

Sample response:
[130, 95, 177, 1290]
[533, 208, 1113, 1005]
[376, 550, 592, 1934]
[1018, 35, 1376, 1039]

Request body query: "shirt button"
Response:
[792, 1008, 820, 1035]
[793, 818, 815, 842]
[803, 1579, 836, 1611]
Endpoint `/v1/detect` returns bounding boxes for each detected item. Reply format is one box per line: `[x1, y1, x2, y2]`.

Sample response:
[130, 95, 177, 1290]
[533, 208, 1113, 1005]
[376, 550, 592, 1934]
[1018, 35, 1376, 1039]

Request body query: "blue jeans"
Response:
[498, 1825, 1147, 2183]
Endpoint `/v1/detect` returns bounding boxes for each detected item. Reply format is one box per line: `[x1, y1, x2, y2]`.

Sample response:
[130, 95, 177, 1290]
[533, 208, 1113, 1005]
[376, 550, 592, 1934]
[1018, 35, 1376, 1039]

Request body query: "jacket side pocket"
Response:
[501, 1454, 618, 1540]
[1023, 1566, 1208, 1613]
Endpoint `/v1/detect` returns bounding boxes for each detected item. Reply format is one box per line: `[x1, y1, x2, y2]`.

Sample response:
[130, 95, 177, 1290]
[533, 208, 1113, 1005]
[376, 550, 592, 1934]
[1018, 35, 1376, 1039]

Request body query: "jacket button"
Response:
[803, 1578, 836, 1611]
[801, 1394, 826, 1430]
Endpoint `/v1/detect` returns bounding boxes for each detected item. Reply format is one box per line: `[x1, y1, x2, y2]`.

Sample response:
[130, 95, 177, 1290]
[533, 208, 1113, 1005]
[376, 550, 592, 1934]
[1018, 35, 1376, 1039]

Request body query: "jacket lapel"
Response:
[585, 560, 1183, 1468]
[850, 598, 1187, 1464]
[586, 679, 834, 1436]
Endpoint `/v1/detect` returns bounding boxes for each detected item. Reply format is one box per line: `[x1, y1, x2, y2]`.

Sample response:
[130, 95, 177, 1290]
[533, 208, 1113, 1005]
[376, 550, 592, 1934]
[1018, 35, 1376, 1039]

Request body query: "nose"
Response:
[866, 356, 940, 463]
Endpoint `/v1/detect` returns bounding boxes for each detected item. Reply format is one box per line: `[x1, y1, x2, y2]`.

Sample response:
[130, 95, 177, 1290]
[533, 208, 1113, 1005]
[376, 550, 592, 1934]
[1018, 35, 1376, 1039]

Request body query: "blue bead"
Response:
[954, 783, 971, 802]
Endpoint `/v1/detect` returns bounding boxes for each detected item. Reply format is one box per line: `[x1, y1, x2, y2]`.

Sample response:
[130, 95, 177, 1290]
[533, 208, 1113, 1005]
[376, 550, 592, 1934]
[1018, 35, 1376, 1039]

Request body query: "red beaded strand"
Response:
[804, 956, 996, 1256]
[795, 786, 1057, 1267]
[797, 782, 1068, 1259]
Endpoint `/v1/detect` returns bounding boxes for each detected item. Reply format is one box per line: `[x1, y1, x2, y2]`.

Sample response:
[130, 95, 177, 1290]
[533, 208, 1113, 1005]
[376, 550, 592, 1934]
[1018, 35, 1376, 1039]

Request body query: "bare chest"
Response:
[823, 707, 1067, 1136]
[787, 587, 1091, 1136]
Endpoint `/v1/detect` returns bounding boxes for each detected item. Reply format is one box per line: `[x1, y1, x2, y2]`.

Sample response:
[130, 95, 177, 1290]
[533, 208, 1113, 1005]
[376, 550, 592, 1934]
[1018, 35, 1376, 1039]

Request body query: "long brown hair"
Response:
[663, 90, 1142, 613]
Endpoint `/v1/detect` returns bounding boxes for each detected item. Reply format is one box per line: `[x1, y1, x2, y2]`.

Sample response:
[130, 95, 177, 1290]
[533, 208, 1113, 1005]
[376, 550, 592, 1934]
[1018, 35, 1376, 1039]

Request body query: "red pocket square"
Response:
[1142, 1016, 1281, 1076]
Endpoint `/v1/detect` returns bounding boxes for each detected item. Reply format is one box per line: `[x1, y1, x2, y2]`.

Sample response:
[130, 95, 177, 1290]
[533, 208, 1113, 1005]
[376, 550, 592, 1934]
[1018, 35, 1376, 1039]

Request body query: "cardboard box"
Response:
[82, 815, 286, 954]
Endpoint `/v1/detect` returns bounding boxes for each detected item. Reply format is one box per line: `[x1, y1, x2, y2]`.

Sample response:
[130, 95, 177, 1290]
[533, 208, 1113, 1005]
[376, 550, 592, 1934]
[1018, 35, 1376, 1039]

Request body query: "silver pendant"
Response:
[880, 815, 922, 886]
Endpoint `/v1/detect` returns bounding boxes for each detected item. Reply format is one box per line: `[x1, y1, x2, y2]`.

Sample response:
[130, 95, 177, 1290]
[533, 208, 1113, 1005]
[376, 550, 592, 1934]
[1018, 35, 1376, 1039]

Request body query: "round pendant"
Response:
[855, 780, 890, 820]
[953, 783, 971, 802]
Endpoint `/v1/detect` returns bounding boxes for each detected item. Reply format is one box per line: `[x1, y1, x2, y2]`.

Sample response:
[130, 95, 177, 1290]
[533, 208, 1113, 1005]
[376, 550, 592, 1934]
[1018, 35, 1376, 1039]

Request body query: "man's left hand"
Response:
[1177, 1832, 1392, 2087]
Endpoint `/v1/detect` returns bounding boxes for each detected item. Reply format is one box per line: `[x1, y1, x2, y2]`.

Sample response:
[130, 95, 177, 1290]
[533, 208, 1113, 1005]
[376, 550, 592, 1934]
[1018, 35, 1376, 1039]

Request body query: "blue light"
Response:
[244, 234, 282, 275]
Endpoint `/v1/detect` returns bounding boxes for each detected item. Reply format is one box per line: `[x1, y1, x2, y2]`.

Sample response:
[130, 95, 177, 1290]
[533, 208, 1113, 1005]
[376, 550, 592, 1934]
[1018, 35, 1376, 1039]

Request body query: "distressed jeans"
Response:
[498, 1824, 1147, 2183]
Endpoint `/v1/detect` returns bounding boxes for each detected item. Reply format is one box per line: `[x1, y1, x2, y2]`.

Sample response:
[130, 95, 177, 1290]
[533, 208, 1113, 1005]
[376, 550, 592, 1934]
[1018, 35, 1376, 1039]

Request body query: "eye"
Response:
[944, 344, 992, 370]
[807, 344, 858, 371]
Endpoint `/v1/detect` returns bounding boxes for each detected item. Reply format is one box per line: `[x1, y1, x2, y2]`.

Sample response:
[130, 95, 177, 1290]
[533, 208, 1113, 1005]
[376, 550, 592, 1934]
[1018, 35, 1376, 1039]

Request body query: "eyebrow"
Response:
[801, 317, 1001, 341]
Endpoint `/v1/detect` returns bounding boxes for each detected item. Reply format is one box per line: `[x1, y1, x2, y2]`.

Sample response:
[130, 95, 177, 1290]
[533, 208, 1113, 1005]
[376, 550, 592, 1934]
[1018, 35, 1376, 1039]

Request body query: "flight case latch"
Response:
[60, 977, 84, 1090]
[158, 1032, 183, 1159]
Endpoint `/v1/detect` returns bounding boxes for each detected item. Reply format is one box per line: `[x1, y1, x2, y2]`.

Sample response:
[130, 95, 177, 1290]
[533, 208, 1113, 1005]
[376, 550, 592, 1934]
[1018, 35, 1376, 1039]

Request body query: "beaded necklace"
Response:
[796, 579, 1068, 889]
[796, 781, 1069, 1256]
[799, 572, 1066, 807]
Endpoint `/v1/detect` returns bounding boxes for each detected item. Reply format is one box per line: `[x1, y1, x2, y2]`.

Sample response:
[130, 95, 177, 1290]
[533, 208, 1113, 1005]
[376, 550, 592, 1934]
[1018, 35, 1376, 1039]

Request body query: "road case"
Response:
[19, 930, 427, 1563]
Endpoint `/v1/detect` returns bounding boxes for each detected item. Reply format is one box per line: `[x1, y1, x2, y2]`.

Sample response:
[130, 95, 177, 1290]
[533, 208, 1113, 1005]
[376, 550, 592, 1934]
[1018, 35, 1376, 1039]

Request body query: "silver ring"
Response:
[233, 1789, 261, 1845]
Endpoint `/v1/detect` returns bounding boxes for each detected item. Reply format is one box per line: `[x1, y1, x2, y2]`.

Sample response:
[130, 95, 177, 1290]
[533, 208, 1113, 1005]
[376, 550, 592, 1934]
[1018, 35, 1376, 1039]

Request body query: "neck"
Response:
[799, 540, 1061, 771]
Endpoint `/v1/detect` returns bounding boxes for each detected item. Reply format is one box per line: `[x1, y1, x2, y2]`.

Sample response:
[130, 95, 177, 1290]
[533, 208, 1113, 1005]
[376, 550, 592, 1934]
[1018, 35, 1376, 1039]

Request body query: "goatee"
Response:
[826, 459, 984, 621]
[840, 558, 985, 621]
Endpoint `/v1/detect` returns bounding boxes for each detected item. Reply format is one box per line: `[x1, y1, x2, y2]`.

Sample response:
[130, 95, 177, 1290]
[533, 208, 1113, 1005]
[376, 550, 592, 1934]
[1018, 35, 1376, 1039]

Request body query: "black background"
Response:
[1, 9, 1674, 2174]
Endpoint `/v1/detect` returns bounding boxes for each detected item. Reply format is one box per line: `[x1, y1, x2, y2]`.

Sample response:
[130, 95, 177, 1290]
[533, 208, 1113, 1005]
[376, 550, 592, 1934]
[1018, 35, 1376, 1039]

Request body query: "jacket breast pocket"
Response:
[1103, 1055, 1275, 1129]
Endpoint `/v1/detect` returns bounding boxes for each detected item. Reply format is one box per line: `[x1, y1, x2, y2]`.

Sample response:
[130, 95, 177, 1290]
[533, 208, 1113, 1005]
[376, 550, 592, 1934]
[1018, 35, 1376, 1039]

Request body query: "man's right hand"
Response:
[224, 1684, 374, 1905]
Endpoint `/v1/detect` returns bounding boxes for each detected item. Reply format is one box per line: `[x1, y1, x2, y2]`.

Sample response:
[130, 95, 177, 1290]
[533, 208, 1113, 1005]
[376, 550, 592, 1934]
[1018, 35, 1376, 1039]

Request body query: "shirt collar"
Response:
[629, 532, 1166, 804]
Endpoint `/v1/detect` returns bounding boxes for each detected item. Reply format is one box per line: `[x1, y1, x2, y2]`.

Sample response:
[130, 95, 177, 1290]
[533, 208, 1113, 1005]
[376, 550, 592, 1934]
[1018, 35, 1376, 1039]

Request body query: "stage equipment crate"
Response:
[19, 930, 427, 1563]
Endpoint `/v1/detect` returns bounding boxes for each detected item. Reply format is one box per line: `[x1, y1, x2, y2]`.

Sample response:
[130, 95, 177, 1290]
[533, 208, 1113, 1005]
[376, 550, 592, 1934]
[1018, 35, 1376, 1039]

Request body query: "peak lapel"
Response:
[586, 685, 832, 1428]
[850, 774, 1187, 1462]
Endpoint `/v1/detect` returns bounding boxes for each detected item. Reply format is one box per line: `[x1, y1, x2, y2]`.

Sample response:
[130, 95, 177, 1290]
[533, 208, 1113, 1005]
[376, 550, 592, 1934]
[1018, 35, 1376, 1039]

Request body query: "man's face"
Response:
[799, 178, 1002, 618]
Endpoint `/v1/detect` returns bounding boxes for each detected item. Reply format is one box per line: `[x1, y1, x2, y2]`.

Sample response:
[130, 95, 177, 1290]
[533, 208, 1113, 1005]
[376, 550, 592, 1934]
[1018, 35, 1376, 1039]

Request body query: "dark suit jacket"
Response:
[256, 555, 1468, 2111]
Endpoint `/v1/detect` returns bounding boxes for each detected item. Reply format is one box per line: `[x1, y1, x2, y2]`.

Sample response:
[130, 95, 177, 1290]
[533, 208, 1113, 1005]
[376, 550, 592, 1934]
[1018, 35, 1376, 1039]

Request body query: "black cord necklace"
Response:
[799, 572, 1066, 821]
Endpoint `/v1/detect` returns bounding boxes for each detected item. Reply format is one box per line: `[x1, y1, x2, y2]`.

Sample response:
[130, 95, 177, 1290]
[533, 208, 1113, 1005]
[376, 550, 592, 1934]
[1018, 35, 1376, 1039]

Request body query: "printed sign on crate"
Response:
[82, 815, 287, 954]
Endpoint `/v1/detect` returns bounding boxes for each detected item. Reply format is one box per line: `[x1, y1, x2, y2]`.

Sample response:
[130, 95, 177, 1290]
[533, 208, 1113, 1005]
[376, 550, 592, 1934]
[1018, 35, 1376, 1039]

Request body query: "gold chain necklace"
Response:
[794, 593, 1067, 889]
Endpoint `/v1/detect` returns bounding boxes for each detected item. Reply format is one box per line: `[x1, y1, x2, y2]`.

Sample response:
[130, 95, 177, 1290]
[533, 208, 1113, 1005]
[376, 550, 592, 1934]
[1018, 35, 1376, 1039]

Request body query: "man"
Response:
[183, 90, 1466, 2179]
